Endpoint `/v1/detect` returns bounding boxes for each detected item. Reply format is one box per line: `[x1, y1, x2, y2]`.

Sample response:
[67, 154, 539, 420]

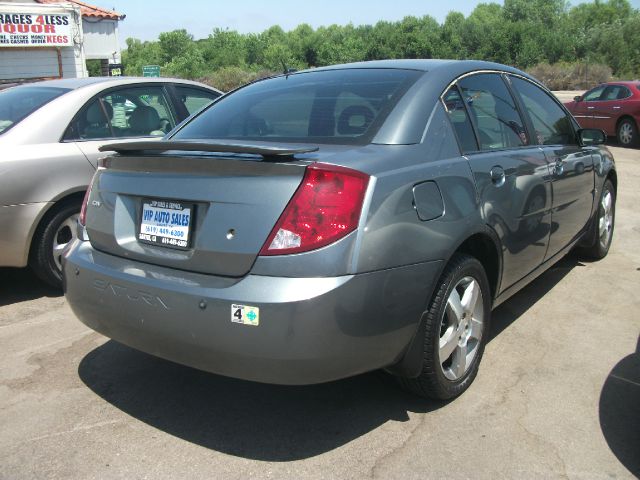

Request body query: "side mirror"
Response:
[578, 128, 606, 146]
[573, 95, 582, 102]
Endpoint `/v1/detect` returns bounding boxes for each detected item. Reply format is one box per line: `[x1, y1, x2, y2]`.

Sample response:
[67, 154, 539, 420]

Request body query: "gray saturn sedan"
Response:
[63, 60, 616, 400]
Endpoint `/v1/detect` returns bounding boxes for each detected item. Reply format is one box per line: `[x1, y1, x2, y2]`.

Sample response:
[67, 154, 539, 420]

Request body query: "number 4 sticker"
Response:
[231, 304, 260, 326]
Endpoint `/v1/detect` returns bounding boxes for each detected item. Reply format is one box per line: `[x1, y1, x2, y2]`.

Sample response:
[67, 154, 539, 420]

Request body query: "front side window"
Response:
[510, 76, 576, 146]
[458, 73, 528, 150]
[0, 86, 69, 134]
[172, 69, 421, 145]
[66, 86, 176, 140]
[442, 85, 478, 153]
[583, 86, 605, 102]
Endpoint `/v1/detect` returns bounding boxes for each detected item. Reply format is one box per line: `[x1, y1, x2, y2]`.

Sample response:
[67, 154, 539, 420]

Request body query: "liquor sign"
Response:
[0, 12, 73, 47]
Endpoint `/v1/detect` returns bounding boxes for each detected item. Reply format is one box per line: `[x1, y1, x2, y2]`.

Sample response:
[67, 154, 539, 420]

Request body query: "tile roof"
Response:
[35, 0, 125, 20]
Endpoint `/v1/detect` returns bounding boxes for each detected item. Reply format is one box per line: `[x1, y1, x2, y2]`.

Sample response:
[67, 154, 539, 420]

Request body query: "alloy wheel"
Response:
[599, 189, 613, 250]
[619, 122, 633, 145]
[52, 213, 79, 271]
[439, 276, 484, 381]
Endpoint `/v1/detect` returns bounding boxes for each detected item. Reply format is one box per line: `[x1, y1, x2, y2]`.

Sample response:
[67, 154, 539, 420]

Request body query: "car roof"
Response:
[602, 81, 639, 87]
[306, 59, 528, 76]
[14, 76, 220, 92]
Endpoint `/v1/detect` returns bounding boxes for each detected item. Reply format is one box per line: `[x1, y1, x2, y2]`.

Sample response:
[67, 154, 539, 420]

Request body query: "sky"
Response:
[106, 0, 640, 47]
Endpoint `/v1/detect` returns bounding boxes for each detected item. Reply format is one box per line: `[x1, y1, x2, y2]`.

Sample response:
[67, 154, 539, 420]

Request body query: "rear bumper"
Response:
[63, 240, 442, 385]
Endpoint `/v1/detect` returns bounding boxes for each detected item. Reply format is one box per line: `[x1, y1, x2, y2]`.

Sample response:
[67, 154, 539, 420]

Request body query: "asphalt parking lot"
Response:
[1, 145, 638, 480]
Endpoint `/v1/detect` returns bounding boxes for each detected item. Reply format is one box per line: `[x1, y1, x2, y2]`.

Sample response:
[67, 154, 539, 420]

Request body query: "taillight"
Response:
[260, 163, 369, 256]
[79, 172, 96, 226]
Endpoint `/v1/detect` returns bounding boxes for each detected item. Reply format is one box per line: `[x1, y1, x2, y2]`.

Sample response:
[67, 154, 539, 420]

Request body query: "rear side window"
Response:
[458, 73, 528, 150]
[602, 85, 631, 100]
[510, 77, 576, 146]
[174, 86, 219, 115]
[172, 69, 421, 145]
[0, 86, 69, 134]
[442, 86, 478, 153]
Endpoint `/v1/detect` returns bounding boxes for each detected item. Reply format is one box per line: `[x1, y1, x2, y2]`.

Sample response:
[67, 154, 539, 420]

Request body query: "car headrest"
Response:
[129, 106, 160, 133]
[337, 105, 374, 135]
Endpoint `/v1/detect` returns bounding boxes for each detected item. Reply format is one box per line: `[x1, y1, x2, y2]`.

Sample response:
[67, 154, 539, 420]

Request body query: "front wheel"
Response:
[398, 253, 491, 400]
[30, 202, 80, 289]
[578, 179, 615, 260]
[617, 118, 638, 147]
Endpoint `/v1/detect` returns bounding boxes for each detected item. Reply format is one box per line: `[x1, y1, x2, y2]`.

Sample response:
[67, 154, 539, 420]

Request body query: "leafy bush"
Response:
[528, 62, 612, 90]
[198, 67, 276, 92]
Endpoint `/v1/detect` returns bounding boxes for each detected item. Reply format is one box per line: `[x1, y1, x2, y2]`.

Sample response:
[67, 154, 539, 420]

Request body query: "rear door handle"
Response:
[490, 166, 505, 187]
[613, 106, 621, 110]
[587, 106, 595, 110]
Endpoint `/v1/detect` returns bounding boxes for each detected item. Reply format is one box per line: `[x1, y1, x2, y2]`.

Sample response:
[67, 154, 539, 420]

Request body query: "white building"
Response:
[0, 0, 124, 82]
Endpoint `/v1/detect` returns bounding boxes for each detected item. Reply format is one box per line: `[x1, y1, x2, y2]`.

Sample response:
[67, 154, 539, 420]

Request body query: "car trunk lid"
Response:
[84, 141, 316, 277]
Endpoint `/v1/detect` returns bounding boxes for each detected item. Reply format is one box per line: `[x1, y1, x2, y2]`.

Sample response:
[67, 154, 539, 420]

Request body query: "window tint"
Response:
[601, 85, 631, 100]
[173, 69, 421, 145]
[617, 86, 632, 99]
[0, 86, 69, 134]
[174, 86, 219, 115]
[510, 76, 576, 146]
[442, 86, 478, 153]
[583, 86, 605, 102]
[458, 73, 528, 150]
[66, 86, 176, 140]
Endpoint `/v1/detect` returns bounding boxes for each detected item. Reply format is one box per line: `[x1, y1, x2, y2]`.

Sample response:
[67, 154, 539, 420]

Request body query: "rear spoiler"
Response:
[99, 140, 319, 160]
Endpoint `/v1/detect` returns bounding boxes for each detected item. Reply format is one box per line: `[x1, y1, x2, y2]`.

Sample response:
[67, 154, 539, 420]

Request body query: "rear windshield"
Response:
[0, 86, 69, 134]
[172, 69, 421, 145]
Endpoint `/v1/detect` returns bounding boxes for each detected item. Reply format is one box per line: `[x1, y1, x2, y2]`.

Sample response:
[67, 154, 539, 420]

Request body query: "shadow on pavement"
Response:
[489, 253, 581, 342]
[78, 342, 439, 461]
[78, 253, 582, 460]
[0, 267, 61, 307]
[599, 336, 640, 477]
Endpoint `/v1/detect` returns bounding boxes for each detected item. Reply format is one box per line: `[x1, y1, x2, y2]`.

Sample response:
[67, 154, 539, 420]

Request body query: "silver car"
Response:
[64, 60, 616, 400]
[0, 77, 221, 287]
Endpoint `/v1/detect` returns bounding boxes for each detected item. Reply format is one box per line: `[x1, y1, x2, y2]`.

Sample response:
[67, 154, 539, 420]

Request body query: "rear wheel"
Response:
[617, 118, 638, 147]
[30, 202, 80, 289]
[399, 253, 491, 400]
[578, 179, 615, 260]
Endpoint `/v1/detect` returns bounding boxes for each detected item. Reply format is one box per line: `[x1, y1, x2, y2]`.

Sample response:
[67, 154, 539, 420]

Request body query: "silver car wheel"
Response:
[598, 190, 613, 250]
[52, 213, 79, 271]
[619, 122, 633, 145]
[439, 276, 484, 381]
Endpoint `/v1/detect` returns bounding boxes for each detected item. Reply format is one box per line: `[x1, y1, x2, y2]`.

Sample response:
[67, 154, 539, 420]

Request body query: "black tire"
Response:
[578, 179, 615, 260]
[398, 253, 491, 400]
[29, 201, 81, 289]
[617, 118, 638, 147]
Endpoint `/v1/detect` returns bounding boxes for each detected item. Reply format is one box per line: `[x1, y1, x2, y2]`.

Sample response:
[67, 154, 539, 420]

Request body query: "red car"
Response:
[565, 81, 640, 147]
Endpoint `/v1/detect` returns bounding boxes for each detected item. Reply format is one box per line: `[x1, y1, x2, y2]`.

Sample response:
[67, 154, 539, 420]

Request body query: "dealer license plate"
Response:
[138, 199, 193, 249]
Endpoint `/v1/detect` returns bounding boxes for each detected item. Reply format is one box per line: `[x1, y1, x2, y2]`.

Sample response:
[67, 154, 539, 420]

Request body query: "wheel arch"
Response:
[387, 226, 503, 379]
[27, 190, 86, 262]
[616, 114, 637, 131]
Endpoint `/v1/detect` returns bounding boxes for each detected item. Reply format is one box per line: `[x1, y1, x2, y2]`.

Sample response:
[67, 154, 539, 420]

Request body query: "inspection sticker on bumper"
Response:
[231, 304, 259, 326]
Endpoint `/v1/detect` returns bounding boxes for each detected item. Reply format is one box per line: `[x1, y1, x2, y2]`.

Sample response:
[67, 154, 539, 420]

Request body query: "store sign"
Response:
[109, 64, 123, 76]
[0, 13, 73, 47]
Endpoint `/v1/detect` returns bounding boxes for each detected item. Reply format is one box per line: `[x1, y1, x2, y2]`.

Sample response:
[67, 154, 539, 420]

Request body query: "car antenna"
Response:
[281, 59, 296, 76]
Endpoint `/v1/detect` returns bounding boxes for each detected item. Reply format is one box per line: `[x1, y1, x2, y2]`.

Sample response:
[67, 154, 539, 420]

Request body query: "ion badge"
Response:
[231, 304, 260, 326]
